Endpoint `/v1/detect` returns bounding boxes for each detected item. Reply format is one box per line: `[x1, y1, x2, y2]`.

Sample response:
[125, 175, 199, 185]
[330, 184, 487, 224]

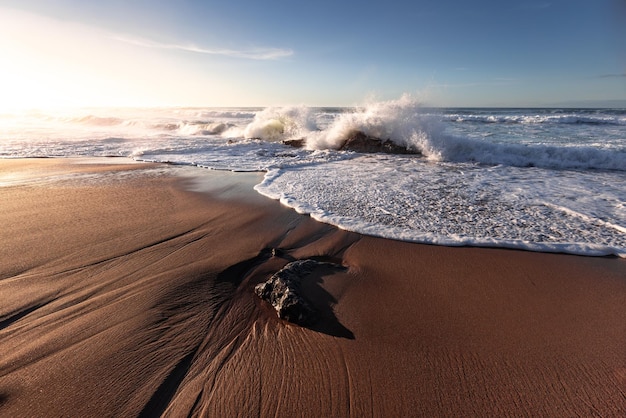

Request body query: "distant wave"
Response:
[64, 115, 125, 126]
[151, 121, 234, 135]
[196, 109, 258, 119]
[44, 112, 238, 136]
[444, 113, 626, 126]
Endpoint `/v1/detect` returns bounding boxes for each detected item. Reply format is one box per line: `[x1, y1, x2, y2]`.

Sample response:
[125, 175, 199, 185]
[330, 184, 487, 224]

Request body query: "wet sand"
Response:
[0, 158, 624, 417]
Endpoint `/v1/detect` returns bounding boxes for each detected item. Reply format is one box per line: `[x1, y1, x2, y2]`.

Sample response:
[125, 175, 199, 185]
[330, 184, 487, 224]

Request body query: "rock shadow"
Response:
[255, 258, 355, 340]
[298, 265, 355, 340]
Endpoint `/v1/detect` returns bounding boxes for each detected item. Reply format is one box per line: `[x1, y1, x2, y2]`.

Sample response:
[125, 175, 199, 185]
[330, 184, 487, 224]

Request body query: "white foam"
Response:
[239, 105, 318, 141]
[305, 94, 429, 150]
[255, 157, 626, 258]
[444, 112, 626, 126]
[413, 131, 626, 170]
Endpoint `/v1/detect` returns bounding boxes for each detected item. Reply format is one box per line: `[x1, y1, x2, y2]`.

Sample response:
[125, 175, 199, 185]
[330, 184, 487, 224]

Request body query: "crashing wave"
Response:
[237, 96, 625, 170]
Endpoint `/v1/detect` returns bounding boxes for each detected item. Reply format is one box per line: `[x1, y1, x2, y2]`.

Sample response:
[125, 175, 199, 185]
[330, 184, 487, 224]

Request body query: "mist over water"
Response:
[1, 96, 625, 257]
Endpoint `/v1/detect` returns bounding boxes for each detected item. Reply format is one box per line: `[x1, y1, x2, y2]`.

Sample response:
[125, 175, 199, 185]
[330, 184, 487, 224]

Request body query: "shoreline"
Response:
[0, 158, 624, 416]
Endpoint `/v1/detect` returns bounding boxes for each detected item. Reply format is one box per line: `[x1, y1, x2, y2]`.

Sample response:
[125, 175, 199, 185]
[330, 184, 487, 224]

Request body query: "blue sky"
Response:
[0, 0, 624, 108]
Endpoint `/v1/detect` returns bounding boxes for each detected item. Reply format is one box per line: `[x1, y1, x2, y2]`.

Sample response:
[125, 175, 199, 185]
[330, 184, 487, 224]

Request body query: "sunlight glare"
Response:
[0, 7, 205, 111]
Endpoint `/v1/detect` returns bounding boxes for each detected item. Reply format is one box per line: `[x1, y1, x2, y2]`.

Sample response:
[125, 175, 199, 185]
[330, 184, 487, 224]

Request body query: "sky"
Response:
[0, 0, 624, 109]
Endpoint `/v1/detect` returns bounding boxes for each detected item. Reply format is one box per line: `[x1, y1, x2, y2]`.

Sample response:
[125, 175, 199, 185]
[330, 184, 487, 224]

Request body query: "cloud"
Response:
[432, 78, 519, 88]
[113, 35, 293, 60]
[597, 73, 626, 79]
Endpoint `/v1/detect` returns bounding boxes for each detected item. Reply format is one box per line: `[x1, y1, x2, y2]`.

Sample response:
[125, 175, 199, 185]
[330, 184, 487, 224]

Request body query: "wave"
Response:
[62, 115, 125, 126]
[444, 112, 626, 126]
[239, 96, 625, 171]
[56, 114, 236, 136]
[412, 132, 626, 171]
[222, 105, 319, 141]
[305, 94, 429, 151]
[151, 121, 234, 135]
[196, 109, 258, 119]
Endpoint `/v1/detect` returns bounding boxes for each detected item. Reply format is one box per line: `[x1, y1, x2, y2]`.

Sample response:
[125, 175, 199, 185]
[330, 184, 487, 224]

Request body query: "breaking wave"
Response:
[221, 105, 318, 141]
[235, 96, 625, 171]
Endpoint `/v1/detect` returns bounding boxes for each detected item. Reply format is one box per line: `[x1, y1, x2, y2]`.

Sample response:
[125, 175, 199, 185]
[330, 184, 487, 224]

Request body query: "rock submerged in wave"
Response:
[282, 131, 420, 154]
[339, 130, 419, 154]
[282, 138, 306, 148]
[254, 259, 342, 326]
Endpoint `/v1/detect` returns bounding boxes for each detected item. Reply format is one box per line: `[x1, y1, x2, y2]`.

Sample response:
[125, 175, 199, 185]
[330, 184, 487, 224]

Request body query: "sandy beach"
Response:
[0, 158, 624, 417]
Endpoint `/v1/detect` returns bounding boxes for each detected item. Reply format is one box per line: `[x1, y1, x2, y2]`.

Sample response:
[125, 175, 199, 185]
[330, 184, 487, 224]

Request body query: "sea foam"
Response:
[297, 96, 625, 171]
[255, 157, 626, 258]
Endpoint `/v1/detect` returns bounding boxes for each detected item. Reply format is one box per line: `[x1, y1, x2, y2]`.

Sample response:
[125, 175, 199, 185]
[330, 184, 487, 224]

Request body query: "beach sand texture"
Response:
[0, 159, 625, 417]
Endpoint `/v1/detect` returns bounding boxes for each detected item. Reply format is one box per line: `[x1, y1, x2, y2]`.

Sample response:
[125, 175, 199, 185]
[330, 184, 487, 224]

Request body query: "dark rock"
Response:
[282, 131, 421, 155]
[282, 138, 306, 148]
[255, 259, 341, 326]
[339, 130, 419, 154]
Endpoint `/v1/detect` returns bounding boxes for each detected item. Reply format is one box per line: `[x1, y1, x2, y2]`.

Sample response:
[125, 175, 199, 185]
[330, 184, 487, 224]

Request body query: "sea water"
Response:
[1, 96, 624, 257]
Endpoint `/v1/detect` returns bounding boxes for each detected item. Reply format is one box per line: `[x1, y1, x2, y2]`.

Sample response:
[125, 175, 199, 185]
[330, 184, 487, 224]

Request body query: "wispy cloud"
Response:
[432, 78, 519, 89]
[113, 35, 293, 60]
[597, 73, 626, 79]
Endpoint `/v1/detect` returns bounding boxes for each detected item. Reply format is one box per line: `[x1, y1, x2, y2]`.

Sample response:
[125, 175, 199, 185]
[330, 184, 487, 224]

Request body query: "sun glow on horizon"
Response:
[0, 7, 229, 112]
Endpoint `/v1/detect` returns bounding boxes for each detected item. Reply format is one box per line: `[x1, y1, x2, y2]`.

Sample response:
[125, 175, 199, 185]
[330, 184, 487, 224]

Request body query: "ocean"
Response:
[1, 96, 625, 257]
